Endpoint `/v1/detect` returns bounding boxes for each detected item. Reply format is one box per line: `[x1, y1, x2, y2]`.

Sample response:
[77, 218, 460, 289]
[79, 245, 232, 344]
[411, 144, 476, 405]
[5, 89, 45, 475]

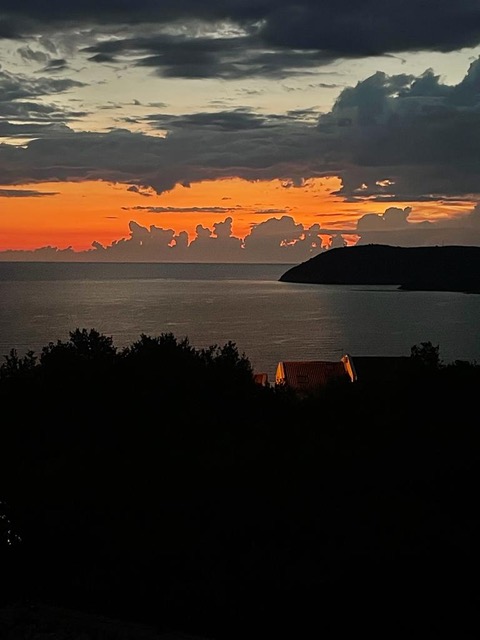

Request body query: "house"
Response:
[275, 354, 410, 395]
[275, 358, 353, 395]
[253, 372, 269, 386]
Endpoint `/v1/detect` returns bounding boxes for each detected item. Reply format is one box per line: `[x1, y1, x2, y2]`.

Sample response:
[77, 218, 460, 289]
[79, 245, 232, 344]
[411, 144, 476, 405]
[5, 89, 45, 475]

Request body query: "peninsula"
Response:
[279, 244, 480, 293]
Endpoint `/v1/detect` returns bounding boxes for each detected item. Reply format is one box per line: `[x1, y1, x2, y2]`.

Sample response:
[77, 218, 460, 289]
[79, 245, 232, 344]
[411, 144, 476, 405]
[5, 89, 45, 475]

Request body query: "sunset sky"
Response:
[1, 1, 480, 261]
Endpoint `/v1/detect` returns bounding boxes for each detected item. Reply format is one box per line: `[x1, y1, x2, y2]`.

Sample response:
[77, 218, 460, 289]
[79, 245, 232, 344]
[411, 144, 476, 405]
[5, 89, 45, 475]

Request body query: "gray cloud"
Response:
[145, 109, 279, 131]
[87, 52, 117, 64]
[17, 45, 50, 64]
[1, 60, 480, 207]
[0, 69, 87, 136]
[254, 208, 289, 214]
[2, 2, 480, 69]
[0, 69, 84, 101]
[318, 60, 480, 201]
[352, 205, 480, 246]
[84, 33, 335, 80]
[124, 206, 237, 213]
[0, 118, 322, 192]
[0, 102, 86, 124]
[126, 185, 152, 197]
[43, 58, 68, 71]
[0, 121, 73, 139]
[0, 188, 58, 197]
[0, 245, 76, 260]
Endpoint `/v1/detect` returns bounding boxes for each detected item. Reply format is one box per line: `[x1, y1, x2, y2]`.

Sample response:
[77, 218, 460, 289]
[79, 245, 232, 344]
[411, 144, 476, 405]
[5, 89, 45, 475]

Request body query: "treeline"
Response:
[1, 330, 480, 639]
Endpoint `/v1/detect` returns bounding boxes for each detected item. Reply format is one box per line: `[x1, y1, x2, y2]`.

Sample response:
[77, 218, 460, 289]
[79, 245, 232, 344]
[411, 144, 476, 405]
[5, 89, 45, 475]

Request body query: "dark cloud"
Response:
[1, 60, 480, 205]
[254, 208, 289, 214]
[84, 33, 333, 80]
[0, 121, 73, 138]
[0, 116, 321, 192]
[1, 2, 479, 52]
[43, 58, 68, 71]
[126, 185, 152, 197]
[17, 45, 50, 64]
[0, 188, 58, 197]
[0, 69, 86, 135]
[286, 108, 323, 121]
[0, 69, 84, 102]
[259, 2, 480, 55]
[87, 53, 117, 64]
[145, 109, 292, 131]
[3, 2, 480, 79]
[318, 60, 480, 201]
[124, 206, 236, 213]
[308, 83, 341, 89]
[0, 101, 86, 124]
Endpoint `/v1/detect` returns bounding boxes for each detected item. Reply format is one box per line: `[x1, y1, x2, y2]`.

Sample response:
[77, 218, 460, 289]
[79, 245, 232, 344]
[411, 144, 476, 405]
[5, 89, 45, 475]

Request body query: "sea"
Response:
[1, 261, 479, 382]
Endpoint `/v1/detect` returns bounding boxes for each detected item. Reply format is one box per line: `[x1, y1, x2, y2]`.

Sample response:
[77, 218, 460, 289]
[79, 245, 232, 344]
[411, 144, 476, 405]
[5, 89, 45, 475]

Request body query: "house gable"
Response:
[276, 359, 351, 394]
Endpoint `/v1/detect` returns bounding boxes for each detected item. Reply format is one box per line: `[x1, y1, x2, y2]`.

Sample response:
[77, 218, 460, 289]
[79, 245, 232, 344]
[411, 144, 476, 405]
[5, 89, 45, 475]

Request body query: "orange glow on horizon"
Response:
[0, 177, 475, 252]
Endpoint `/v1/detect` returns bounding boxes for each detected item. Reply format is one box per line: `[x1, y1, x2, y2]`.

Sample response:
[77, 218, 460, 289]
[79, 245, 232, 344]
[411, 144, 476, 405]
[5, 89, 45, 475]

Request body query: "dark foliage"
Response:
[1, 332, 480, 639]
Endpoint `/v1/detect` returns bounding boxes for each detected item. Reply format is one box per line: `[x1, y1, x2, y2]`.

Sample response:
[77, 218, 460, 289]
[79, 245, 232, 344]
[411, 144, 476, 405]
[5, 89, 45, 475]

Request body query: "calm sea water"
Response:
[1, 261, 479, 381]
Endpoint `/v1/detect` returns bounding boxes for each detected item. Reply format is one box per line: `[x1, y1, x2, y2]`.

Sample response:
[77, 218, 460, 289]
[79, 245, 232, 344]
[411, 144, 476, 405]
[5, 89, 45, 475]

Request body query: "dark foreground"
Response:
[1, 330, 480, 639]
[0, 602, 210, 639]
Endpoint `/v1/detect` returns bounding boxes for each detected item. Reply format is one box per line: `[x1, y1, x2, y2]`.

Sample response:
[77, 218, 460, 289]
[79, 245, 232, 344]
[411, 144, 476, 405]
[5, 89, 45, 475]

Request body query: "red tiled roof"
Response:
[277, 360, 350, 392]
[254, 372, 269, 386]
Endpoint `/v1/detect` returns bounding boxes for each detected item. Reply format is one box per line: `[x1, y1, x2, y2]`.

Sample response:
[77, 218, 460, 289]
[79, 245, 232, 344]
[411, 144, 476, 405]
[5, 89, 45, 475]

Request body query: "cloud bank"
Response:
[2, 2, 480, 80]
[2, 4, 480, 259]
[2, 206, 480, 263]
[1, 59, 480, 206]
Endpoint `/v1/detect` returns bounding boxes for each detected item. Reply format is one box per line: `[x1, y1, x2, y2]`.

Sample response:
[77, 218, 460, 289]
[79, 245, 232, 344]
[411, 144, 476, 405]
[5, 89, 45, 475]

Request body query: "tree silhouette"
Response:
[1, 330, 480, 638]
[0, 348, 37, 379]
[40, 327, 117, 370]
[410, 340, 442, 370]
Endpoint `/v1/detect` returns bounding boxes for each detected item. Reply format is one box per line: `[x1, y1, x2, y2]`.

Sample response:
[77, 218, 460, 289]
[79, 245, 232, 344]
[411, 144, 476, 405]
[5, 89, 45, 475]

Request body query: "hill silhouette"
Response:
[279, 244, 480, 293]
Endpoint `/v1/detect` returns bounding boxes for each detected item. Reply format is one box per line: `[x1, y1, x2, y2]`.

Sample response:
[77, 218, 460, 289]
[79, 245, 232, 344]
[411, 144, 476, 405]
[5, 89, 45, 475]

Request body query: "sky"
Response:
[1, 1, 480, 262]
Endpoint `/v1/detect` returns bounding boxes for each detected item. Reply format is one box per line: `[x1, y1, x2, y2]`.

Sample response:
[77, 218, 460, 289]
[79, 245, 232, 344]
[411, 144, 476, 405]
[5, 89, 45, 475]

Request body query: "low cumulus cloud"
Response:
[92, 215, 327, 263]
[353, 205, 480, 246]
[3, 206, 480, 262]
[0, 215, 327, 263]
